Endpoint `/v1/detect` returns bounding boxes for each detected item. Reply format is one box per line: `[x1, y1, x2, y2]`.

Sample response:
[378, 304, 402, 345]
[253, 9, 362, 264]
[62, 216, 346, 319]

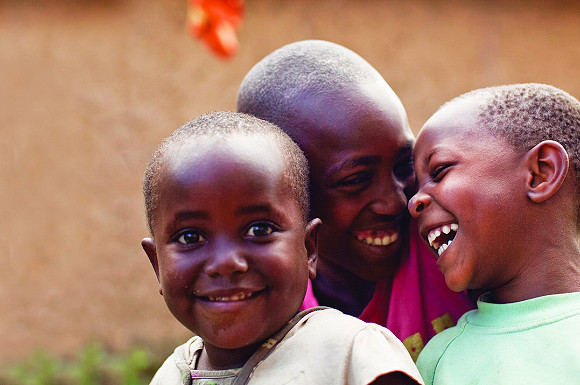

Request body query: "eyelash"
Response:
[431, 164, 451, 181]
[245, 222, 277, 238]
[175, 231, 206, 245]
[335, 173, 373, 194]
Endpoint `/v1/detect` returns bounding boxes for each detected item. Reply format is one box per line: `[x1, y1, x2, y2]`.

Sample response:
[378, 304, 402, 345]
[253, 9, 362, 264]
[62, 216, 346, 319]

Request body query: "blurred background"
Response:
[2, 0, 579, 381]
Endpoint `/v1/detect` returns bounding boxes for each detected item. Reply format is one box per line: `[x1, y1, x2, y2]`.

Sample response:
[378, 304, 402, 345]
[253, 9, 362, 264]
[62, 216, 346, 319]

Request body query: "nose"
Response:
[369, 176, 408, 216]
[408, 191, 430, 218]
[204, 241, 248, 278]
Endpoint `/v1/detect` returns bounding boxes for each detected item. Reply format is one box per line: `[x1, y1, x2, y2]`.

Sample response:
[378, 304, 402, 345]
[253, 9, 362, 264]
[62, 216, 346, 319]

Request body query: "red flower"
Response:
[187, 0, 244, 59]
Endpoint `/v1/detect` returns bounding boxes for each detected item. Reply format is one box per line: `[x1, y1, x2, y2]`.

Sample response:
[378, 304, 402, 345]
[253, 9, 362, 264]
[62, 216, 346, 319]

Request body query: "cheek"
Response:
[159, 258, 200, 292]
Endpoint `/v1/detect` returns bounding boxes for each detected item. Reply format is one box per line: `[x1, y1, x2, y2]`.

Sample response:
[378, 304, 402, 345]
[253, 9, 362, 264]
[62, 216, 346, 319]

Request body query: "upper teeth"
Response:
[357, 233, 398, 246]
[207, 292, 254, 302]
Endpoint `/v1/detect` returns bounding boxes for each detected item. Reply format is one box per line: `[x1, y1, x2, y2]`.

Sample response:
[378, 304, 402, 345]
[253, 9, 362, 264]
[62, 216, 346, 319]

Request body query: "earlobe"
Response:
[525, 140, 569, 203]
[304, 218, 322, 280]
[141, 238, 162, 295]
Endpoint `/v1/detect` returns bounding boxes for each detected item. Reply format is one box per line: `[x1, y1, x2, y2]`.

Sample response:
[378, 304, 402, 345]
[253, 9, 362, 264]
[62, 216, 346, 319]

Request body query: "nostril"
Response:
[416, 202, 425, 213]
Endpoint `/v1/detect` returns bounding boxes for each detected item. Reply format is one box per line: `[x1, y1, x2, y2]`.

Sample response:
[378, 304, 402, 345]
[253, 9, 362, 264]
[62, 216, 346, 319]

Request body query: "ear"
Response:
[304, 218, 322, 280]
[141, 238, 163, 295]
[525, 140, 569, 203]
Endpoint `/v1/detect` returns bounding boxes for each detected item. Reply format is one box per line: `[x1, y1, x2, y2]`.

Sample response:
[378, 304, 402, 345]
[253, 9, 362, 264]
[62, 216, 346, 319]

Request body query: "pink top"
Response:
[301, 220, 475, 359]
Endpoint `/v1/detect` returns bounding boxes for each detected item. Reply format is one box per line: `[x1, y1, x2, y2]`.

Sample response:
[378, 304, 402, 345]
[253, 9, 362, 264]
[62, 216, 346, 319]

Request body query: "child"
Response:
[141, 111, 424, 384]
[237, 40, 475, 361]
[408, 83, 580, 384]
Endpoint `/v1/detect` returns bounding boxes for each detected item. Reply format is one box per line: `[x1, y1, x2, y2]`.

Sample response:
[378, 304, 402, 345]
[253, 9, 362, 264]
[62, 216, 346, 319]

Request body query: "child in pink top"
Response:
[238, 40, 474, 360]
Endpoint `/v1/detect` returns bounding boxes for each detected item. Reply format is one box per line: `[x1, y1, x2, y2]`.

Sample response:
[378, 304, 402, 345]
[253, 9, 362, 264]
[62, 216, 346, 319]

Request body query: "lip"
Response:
[351, 215, 405, 246]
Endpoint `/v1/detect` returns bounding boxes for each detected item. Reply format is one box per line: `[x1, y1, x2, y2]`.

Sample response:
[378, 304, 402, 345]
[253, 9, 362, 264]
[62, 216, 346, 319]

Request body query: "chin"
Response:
[444, 276, 469, 293]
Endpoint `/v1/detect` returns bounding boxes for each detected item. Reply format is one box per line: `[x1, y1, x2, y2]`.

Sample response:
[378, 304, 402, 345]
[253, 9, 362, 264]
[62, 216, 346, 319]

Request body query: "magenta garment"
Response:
[301, 220, 475, 359]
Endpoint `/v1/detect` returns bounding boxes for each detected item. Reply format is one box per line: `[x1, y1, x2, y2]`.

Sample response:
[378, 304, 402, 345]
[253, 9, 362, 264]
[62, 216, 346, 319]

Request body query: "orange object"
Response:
[187, 0, 244, 59]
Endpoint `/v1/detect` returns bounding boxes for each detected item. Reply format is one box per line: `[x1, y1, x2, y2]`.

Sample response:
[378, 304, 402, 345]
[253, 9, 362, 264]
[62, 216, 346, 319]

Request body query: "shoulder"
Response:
[278, 308, 424, 384]
[295, 308, 384, 337]
[296, 307, 407, 343]
[416, 313, 469, 385]
[149, 336, 201, 385]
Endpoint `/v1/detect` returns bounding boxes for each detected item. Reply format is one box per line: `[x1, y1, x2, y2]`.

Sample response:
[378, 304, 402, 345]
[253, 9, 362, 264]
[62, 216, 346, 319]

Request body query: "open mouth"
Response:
[427, 223, 458, 256]
[353, 230, 399, 247]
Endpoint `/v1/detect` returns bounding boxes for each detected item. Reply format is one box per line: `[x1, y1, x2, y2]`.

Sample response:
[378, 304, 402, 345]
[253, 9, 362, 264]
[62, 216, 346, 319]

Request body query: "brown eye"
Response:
[177, 231, 205, 245]
[246, 223, 275, 237]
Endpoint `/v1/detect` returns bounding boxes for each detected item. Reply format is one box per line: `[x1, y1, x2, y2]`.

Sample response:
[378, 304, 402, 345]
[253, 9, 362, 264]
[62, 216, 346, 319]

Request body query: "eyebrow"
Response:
[236, 204, 291, 223]
[235, 204, 274, 216]
[173, 205, 283, 222]
[326, 155, 380, 177]
[420, 147, 439, 171]
[173, 210, 210, 223]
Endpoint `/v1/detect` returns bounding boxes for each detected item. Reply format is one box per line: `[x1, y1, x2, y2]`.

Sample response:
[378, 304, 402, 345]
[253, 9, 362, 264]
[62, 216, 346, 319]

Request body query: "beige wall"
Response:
[3, 0, 579, 362]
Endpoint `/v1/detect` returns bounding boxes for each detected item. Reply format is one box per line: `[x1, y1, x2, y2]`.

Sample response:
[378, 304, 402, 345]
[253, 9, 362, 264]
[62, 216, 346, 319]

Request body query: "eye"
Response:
[335, 172, 371, 190]
[394, 155, 415, 179]
[176, 231, 206, 245]
[431, 164, 452, 182]
[245, 222, 276, 238]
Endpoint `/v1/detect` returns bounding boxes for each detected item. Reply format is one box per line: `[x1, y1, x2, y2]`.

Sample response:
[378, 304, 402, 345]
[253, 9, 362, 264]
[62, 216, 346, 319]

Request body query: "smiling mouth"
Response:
[353, 230, 399, 247]
[199, 289, 263, 303]
[427, 223, 458, 256]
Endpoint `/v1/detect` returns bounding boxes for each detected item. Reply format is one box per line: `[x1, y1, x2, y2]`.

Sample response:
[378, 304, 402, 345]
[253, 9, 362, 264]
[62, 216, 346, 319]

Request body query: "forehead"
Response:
[161, 134, 287, 193]
[291, 82, 413, 154]
[415, 97, 488, 158]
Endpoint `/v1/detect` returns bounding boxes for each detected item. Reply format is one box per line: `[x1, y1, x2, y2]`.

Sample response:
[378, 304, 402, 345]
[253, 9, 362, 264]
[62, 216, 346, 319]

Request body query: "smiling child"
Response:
[142, 112, 424, 384]
[408, 84, 580, 384]
[237, 40, 474, 360]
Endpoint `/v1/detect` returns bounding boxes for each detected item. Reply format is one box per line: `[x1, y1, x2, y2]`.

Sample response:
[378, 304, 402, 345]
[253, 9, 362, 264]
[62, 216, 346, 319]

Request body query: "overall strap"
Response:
[232, 306, 328, 385]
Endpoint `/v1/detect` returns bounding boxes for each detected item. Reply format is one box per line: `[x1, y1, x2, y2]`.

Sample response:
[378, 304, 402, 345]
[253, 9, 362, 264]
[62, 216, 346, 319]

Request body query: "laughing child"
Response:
[408, 84, 580, 384]
[237, 40, 475, 361]
[141, 111, 424, 384]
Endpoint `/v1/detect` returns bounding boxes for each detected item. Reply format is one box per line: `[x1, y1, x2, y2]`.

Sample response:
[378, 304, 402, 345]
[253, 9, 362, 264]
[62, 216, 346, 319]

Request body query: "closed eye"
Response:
[431, 164, 452, 182]
[335, 172, 372, 191]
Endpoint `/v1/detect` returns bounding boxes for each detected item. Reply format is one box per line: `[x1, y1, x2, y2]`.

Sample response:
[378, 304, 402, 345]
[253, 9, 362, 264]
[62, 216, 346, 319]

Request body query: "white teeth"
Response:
[357, 233, 398, 246]
[427, 223, 458, 249]
[437, 240, 453, 256]
[208, 292, 253, 302]
[428, 232, 437, 246]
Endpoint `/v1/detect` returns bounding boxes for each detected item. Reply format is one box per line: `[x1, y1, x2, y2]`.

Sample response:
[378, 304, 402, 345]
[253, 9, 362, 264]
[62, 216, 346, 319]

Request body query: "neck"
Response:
[312, 257, 377, 316]
[197, 342, 260, 371]
[488, 234, 580, 303]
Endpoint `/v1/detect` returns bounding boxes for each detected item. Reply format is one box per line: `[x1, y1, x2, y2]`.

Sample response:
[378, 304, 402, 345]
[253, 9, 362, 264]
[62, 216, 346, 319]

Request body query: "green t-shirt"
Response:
[417, 291, 580, 384]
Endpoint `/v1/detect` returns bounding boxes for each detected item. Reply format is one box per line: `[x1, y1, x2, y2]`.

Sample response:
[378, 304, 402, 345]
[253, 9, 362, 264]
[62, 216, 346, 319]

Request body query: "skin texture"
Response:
[291, 83, 416, 315]
[408, 97, 580, 303]
[142, 135, 320, 370]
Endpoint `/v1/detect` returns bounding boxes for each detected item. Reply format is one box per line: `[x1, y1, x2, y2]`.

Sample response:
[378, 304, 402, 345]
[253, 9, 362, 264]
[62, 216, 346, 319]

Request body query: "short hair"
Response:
[453, 83, 580, 222]
[143, 111, 310, 235]
[237, 39, 397, 138]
